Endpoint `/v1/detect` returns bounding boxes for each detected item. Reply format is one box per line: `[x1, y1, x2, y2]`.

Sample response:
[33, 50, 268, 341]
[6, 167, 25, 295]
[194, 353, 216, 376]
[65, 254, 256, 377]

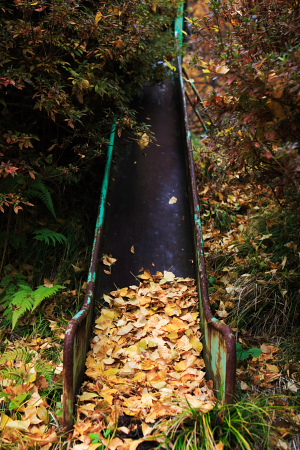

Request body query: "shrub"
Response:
[0, 0, 180, 214]
[192, 0, 300, 198]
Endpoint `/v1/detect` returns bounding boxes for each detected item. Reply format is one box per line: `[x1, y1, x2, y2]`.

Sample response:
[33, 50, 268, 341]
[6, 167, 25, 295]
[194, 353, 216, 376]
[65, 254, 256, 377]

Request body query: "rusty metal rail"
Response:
[177, 58, 236, 402]
[62, 121, 116, 428]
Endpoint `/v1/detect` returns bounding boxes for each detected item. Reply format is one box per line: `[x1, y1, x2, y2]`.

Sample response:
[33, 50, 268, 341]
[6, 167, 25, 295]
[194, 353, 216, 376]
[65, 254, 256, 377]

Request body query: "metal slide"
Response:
[62, 15, 236, 430]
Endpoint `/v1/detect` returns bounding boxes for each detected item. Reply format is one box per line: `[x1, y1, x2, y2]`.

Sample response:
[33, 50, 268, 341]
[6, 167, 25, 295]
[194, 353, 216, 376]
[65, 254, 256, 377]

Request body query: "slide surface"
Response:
[99, 78, 195, 294]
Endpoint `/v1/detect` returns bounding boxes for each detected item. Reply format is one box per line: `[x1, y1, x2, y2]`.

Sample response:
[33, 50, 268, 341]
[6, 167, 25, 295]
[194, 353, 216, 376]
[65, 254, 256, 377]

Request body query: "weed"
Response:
[161, 397, 280, 450]
[0, 279, 64, 329]
[33, 228, 68, 246]
[236, 343, 262, 361]
[228, 205, 300, 335]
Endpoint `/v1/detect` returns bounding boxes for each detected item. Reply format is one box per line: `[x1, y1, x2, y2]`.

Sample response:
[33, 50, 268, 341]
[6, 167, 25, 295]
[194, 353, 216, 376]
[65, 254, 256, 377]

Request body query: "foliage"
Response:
[0, 334, 65, 448]
[0, 0, 180, 214]
[162, 398, 280, 450]
[0, 277, 64, 329]
[236, 342, 262, 361]
[33, 228, 68, 246]
[0, 347, 55, 385]
[192, 0, 300, 196]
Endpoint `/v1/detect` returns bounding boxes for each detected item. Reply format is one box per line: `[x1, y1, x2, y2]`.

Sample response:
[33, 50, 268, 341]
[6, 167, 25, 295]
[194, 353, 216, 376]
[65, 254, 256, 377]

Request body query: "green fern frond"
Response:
[0, 273, 26, 290]
[0, 367, 28, 382]
[26, 178, 57, 218]
[11, 286, 34, 329]
[32, 284, 64, 310]
[33, 228, 68, 246]
[0, 348, 33, 365]
[7, 283, 64, 329]
[35, 361, 56, 382]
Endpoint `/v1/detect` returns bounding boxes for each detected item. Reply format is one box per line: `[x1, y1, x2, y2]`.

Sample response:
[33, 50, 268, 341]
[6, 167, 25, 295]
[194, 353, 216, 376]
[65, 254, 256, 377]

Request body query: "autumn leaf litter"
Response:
[73, 270, 215, 449]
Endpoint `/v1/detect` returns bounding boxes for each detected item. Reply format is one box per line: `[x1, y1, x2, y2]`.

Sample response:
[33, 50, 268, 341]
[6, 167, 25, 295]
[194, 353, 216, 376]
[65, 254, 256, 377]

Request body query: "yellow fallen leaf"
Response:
[160, 271, 176, 284]
[176, 335, 192, 351]
[167, 331, 179, 340]
[215, 64, 229, 74]
[73, 444, 89, 450]
[102, 368, 120, 377]
[174, 360, 187, 372]
[281, 255, 287, 269]
[78, 403, 96, 412]
[36, 404, 49, 424]
[117, 323, 134, 335]
[95, 11, 103, 25]
[266, 364, 280, 373]
[5, 419, 31, 431]
[102, 254, 117, 267]
[133, 372, 146, 382]
[286, 381, 298, 393]
[138, 270, 153, 280]
[150, 381, 167, 389]
[138, 132, 150, 150]
[141, 360, 157, 370]
[0, 413, 11, 430]
[102, 294, 112, 304]
[164, 304, 181, 316]
[103, 357, 115, 364]
[78, 392, 98, 402]
[165, 317, 187, 332]
[142, 422, 153, 436]
[190, 336, 203, 353]
[169, 196, 178, 204]
[240, 381, 251, 391]
[140, 393, 156, 406]
[118, 287, 128, 297]
[214, 443, 224, 450]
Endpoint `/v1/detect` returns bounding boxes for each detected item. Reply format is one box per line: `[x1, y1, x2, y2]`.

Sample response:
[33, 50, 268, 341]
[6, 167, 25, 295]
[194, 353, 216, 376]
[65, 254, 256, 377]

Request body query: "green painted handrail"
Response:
[63, 119, 117, 428]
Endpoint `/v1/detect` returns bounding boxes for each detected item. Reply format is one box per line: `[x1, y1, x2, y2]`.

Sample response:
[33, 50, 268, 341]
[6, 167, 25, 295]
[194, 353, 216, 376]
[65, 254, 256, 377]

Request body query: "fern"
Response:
[0, 348, 56, 385]
[4, 283, 64, 329]
[0, 348, 33, 365]
[26, 178, 57, 218]
[33, 228, 68, 246]
[31, 285, 63, 310]
[35, 361, 57, 383]
[0, 272, 26, 290]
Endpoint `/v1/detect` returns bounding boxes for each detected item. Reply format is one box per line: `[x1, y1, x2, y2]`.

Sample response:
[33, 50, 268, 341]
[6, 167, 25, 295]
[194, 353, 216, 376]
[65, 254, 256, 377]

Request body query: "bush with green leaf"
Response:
[0, 0, 180, 214]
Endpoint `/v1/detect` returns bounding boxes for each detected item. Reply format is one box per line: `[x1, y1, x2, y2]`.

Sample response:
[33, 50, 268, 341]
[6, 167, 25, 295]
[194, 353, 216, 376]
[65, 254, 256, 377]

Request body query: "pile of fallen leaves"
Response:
[73, 270, 215, 450]
[0, 335, 64, 449]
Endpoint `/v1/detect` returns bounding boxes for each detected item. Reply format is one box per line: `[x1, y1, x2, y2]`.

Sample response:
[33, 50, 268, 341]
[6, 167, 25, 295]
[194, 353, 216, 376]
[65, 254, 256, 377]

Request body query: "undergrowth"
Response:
[193, 132, 300, 449]
[160, 396, 300, 450]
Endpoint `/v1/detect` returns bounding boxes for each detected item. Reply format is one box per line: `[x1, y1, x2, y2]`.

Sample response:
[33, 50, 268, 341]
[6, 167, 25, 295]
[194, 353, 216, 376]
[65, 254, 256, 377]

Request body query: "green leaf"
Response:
[33, 228, 68, 246]
[9, 392, 30, 410]
[248, 348, 263, 358]
[32, 284, 64, 310]
[9, 283, 64, 329]
[236, 343, 262, 361]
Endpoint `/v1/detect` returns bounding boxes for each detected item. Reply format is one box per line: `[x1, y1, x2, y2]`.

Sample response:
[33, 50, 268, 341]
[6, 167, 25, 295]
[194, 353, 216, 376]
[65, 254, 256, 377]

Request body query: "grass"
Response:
[226, 205, 300, 335]
[159, 397, 293, 450]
